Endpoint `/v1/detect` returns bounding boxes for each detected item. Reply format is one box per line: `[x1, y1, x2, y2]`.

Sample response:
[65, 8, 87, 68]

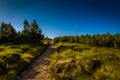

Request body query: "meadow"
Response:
[0, 43, 46, 80]
[50, 42, 120, 80]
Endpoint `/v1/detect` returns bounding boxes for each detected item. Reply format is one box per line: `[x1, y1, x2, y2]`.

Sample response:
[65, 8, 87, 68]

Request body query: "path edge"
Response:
[16, 44, 50, 79]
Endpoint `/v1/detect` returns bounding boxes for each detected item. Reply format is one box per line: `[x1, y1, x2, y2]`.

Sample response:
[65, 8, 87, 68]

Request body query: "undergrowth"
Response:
[50, 42, 120, 80]
[0, 44, 45, 80]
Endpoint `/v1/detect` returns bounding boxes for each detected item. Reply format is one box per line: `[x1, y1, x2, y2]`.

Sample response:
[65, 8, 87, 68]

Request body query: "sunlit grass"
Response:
[21, 53, 34, 63]
[0, 44, 45, 80]
[50, 42, 120, 80]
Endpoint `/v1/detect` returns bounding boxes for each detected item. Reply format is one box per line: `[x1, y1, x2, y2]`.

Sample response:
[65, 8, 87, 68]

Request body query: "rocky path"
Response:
[17, 45, 57, 80]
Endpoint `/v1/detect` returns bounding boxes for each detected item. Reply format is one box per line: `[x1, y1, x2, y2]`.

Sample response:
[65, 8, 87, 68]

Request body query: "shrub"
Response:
[3, 53, 21, 64]
[0, 44, 45, 80]
[51, 58, 82, 80]
[50, 43, 120, 80]
[0, 59, 7, 74]
[21, 53, 33, 63]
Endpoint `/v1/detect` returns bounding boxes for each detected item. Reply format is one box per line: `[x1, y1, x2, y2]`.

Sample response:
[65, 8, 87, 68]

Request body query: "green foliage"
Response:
[54, 33, 120, 48]
[0, 59, 7, 74]
[0, 22, 17, 43]
[0, 19, 44, 44]
[21, 19, 43, 43]
[0, 44, 45, 80]
[51, 58, 82, 80]
[21, 53, 34, 63]
[2, 53, 21, 63]
[0, 19, 47, 80]
[50, 43, 120, 80]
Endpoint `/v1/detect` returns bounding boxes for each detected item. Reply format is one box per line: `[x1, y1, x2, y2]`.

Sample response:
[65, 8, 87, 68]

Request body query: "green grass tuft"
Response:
[50, 43, 120, 80]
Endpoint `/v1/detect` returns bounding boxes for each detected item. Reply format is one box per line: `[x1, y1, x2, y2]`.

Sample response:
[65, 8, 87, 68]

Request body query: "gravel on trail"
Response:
[17, 45, 57, 80]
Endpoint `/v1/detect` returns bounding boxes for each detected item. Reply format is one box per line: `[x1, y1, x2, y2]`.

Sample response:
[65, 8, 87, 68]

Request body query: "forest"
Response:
[0, 19, 44, 44]
[54, 33, 120, 48]
[0, 20, 48, 80]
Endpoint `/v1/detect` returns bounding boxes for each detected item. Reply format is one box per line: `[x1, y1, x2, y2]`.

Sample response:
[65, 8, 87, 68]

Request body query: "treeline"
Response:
[54, 33, 120, 48]
[0, 19, 44, 44]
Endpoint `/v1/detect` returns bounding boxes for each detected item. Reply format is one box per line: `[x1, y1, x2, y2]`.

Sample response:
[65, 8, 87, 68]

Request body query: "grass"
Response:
[0, 43, 46, 80]
[50, 42, 120, 80]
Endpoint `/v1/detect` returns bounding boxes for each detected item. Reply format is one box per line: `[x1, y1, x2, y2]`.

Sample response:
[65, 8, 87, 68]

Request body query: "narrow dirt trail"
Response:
[18, 45, 57, 80]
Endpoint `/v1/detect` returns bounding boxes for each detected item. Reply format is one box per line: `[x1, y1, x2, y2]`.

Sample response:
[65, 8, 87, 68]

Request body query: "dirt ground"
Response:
[17, 45, 57, 80]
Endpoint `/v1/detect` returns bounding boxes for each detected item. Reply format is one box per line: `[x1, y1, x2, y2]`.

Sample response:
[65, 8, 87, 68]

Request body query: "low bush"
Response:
[50, 43, 120, 80]
[0, 44, 46, 80]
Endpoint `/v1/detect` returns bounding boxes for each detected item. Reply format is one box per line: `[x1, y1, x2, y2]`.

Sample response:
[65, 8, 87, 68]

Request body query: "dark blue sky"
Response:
[0, 0, 120, 38]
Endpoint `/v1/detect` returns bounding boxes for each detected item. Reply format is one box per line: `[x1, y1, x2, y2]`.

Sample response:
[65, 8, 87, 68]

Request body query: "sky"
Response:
[0, 0, 120, 38]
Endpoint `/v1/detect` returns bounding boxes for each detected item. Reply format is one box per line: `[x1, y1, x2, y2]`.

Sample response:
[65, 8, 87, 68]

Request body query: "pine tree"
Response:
[0, 22, 16, 43]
